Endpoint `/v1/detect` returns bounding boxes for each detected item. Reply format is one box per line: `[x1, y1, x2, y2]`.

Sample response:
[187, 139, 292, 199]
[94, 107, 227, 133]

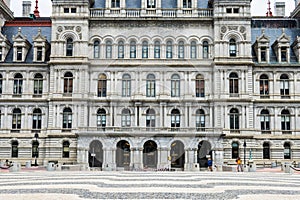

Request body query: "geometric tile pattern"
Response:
[0, 171, 300, 199]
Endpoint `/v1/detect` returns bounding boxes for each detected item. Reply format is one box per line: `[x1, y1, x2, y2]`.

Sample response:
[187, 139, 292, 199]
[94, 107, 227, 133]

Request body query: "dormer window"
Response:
[16, 47, 22, 61]
[111, 0, 120, 8]
[0, 32, 11, 62]
[272, 31, 290, 63]
[33, 29, 50, 62]
[183, 0, 192, 8]
[281, 47, 287, 62]
[147, 0, 155, 8]
[12, 28, 31, 62]
[261, 47, 266, 62]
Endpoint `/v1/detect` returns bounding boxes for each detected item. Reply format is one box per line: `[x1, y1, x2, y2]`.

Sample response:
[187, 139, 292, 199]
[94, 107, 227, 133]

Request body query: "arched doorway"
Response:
[116, 140, 130, 168]
[197, 141, 212, 168]
[88, 140, 103, 168]
[143, 140, 157, 168]
[170, 141, 185, 169]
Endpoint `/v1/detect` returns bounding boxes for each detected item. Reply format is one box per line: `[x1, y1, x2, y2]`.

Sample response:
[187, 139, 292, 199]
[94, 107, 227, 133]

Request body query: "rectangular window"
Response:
[71, 8, 76, 13]
[147, 0, 156, 8]
[183, 0, 192, 8]
[281, 47, 287, 62]
[64, 8, 69, 13]
[261, 47, 266, 62]
[37, 47, 43, 61]
[0, 47, 2, 61]
[34, 80, 43, 95]
[17, 47, 22, 61]
[226, 8, 232, 13]
[233, 8, 239, 13]
[111, 0, 120, 8]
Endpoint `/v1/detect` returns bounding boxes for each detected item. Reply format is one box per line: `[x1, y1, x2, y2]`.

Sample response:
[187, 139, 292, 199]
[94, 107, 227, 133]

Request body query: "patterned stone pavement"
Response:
[0, 170, 300, 200]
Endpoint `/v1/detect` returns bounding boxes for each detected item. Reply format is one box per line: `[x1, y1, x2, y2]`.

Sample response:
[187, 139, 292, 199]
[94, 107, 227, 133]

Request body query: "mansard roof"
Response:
[1, 17, 51, 63]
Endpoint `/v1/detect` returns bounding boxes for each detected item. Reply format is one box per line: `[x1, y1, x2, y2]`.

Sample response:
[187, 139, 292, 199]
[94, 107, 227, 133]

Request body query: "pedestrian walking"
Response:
[207, 158, 213, 171]
[236, 157, 243, 172]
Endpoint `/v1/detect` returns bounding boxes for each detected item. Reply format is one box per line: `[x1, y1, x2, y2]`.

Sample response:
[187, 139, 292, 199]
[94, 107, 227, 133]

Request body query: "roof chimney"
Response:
[22, 1, 31, 17]
[275, 2, 285, 16]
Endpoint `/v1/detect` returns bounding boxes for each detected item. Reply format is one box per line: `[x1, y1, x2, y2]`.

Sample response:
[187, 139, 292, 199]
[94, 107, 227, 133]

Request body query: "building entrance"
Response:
[170, 140, 185, 169]
[197, 140, 212, 168]
[88, 140, 103, 168]
[143, 140, 157, 168]
[116, 140, 130, 168]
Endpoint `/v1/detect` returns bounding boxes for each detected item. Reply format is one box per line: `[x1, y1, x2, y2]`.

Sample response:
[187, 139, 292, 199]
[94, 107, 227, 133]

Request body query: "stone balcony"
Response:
[90, 8, 213, 19]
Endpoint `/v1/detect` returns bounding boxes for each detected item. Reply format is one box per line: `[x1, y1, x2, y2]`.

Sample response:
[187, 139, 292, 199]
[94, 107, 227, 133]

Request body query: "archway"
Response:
[116, 140, 130, 168]
[88, 140, 103, 168]
[143, 140, 157, 168]
[170, 140, 185, 169]
[197, 140, 212, 168]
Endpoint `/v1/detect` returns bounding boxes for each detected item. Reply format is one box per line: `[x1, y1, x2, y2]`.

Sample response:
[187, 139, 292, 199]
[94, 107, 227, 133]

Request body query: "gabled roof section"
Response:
[256, 29, 270, 44]
[33, 28, 48, 42]
[12, 27, 30, 45]
[272, 29, 291, 47]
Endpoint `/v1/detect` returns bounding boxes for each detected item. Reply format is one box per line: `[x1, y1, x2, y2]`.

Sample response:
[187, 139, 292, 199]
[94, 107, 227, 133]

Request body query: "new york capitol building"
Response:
[0, 0, 300, 171]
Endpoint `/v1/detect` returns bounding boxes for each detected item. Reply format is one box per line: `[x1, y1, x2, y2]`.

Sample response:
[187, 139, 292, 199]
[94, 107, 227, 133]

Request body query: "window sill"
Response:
[11, 129, 20, 133]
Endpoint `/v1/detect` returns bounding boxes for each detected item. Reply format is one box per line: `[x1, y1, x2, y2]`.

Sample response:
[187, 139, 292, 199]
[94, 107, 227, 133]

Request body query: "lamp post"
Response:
[243, 140, 246, 167]
[34, 133, 39, 166]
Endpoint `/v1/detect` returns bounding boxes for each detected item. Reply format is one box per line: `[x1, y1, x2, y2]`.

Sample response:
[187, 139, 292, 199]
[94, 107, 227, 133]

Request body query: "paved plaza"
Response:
[0, 169, 300, 200]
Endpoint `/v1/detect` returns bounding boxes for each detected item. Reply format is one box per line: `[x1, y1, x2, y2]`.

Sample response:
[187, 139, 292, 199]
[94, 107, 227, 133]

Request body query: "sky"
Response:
[8, 0, 297, 17]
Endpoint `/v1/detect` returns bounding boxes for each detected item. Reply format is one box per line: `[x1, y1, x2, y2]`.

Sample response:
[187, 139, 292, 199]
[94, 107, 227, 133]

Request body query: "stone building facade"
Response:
[0, 0, 300, 171]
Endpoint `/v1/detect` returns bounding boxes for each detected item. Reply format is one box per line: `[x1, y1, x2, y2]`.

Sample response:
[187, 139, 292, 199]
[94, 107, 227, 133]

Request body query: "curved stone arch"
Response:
[95, 106, 109, 115]
[199, 36, 213, 44]
[163, 36, 176, 45]
[226, 105, 241, 113]
[223, 31, 244, 42]
[94, 72, 110, 81]
[9, 138, 19, 145]
[113, 138, 134, 150]
[102, 36, 115, 44]
[187, 35, 201, 44]
[276, 72, 292, 80]
[167, 138, 187, 149]
[115, 35, 127, 43]
[11, 72, 24, 79]
[194, 107, 209, 115]
[257, 72, 272, 80]
[138, 35, 152, 44]
[30, 71, 44, 79]
[257, 107, 274, 115]
[278, 107, 294, 115]
[29, 106, 45, 114]
[59, 105, 73, 113]
[139, 138, 161, 149]
[119, 106, 134, 116]
[8, 106, 22, 113]
[127, 36, 139, 44]
[167, 106, 184, 115]
[281, 140, 295, 147]
[261, 140, 274, 147]
[58, 138, 73, 146]
[59, 31, 79, 41]
[141, 106, 159, 116]
[175, 36, 189, 44]
[89, 35, 102, 44]
[152, 35, 164, 44]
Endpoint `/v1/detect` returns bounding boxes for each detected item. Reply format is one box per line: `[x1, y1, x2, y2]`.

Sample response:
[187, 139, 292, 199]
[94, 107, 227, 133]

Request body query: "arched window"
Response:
[229, 108, 239, 130]
[12, 108, 21, 130]
[130, 41, 136, 58]
[284, 142, 291, 159]
[118, 41, 124, 58]
[13, 73, 23, 95]
[146, 108, 155, 131]
[195, 74, 205, 97]
[0, 73, 3, 94]
[263, 142, 270, 159]
[11, 141, 19, 158]
[66, 38, 73, 56]
[171, 109, 180, 131]
[259, 74, 269, 98]
[146, 74, 155, 97]
[154, 41, 160, 58]
[260, 109, 270, 133]
[116, 140, 130, 167]
[232, 142, 239, 159]
[229, 72, 239, 96]
[62, 108, 72, 129]
[62, 141, 70, 158]
[121, 109, 131, 127]
[33, 73, 43, 95]
[166, 41, 173, 58]
[229, 39, 237, 57]
[97, 108, 106, 129]
[111, 0, 120, 8]
[106, 41, 112, 58]
[203, 41, 209, 59]
[190, 41, 197, 59]
[196, 109, 205, 131]
[64, 72, 73, 94]
[281, 109, 291, 132]
[171, 74, 180, 97]
[94, 40, 100, 58]
[98, 74, 107, 97]
[32, 108, 42, 130]
[122, 74, 131, 97]
[280, 74, 289, 98]
[178, 41, 184, 59]
[142, 41, 148, 58]
[32, 140, 39, 158]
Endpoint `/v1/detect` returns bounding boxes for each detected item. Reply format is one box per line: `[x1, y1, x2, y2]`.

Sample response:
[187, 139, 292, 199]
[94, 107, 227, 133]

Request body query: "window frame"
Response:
[195, 74, 205, 97]
[13, 73, 23, 95]
[146, 74, 156, 97]
[62, 108, 72, 129]
[229, 108, 239, 130]
[97, 74, 107, 97]
[12, 108, 22, 130]
[122, 74, 131, 97]
[32, 108, 42, 130]
[63, 72, 73, 94]
[121, 109, 131, 127]
[34, 73, 43, 95]
[171, 74, 180, 97]
[66, 38, 73, 56]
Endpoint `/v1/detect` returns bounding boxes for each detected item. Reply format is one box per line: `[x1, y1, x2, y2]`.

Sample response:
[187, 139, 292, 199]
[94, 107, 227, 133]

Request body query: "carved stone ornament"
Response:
[240, 26, 246, 33]
[57, 26, 63, 32]
[228, 26, 238, 31]
[64, 26, 74, 30]
[221, 26, 227, 33]
[76, 26, 81, 32]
